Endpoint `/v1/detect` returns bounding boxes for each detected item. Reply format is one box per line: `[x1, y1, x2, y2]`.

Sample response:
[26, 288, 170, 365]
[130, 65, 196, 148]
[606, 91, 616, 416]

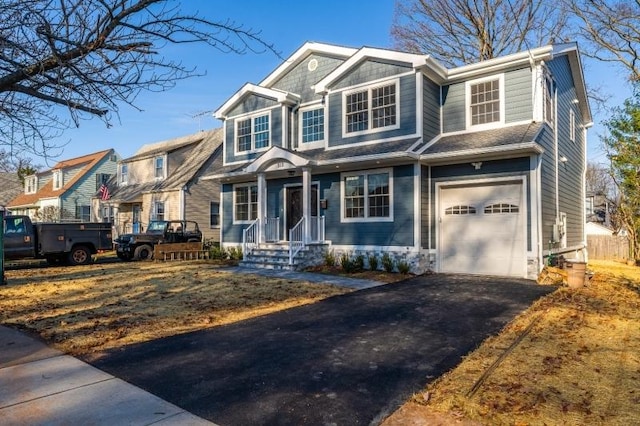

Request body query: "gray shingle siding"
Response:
[327, 74, 417, 147]
[423, 76, 441, 141]
[271, 53, 345, 103]
[332, 60, 411, 90]
[228, 94, 278, 118]
[505, 67, 533, 123]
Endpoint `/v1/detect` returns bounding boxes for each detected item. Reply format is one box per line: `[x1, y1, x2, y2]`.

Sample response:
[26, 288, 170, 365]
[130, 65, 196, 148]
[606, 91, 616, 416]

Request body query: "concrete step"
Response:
[239, 260, 299, 271]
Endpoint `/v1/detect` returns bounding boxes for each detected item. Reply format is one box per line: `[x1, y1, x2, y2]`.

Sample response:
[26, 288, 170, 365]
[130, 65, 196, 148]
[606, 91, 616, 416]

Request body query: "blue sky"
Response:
[38, 0, 630, 166]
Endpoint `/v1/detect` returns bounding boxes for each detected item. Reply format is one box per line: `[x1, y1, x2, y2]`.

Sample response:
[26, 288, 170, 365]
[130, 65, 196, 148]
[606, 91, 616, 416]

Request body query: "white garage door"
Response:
[439, 181, 525, 277]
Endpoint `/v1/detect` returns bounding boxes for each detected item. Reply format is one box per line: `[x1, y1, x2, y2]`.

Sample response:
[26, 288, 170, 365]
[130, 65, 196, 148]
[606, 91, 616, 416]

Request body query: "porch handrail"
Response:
[289, 217, 305, 265]
[310, 215, 325, 242]
[242, 218, 260, 260]
[265, 217, 280, 242]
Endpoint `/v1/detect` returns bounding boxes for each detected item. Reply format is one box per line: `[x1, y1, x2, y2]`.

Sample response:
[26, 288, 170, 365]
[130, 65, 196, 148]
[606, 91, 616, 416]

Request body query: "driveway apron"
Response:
[88, 274, 554, 425]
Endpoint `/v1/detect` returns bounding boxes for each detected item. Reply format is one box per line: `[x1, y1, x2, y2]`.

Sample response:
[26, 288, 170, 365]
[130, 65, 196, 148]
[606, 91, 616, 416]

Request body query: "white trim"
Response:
[435, 176, 528, 277]
[325, 133, 420, 151]
[222, 120, 228, 167]
[569, 109, 576, 142]
[465, 73, 505, 131]
[342, 78, 401, 138]
[416, 73, 424, 139]
[283, 181, 320, 238]
[531, 154, 543, 273]
[413, 163, 421, 250]
[340, 167, 394, 223]
[532, 64, 544, 123]
[244, 146, 310, 173]
[297, 104, 327, 151]
[420, 141, 543, 162]
[231, 182, 258, 225]
[439, 119, 533, 138]
[233, 110, 272, 156]
[215, 83, 299, 119]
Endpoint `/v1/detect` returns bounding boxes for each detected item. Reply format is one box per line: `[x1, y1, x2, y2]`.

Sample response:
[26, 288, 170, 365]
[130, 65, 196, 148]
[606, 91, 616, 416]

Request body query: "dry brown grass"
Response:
[384, 260, 640, 426]
[0, 260, 348, 359]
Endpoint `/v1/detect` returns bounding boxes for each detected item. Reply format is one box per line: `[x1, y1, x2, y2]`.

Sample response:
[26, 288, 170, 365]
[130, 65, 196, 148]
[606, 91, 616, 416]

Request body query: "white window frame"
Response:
[152, 201, 165, 221]
[25, 176, 37, 194]
[465, 74, 505, 130]
[569, 109, 576, 142]
[298, 104, 326, 150]
[234, 110, 272, 155]
[232, 183, 258, 224]
[342, 78, 400, 137]
[340, 168, 394, 223]
[154, 156, 166, 180]
[120, 164, 128, 185]
[52, 170, 62, 190]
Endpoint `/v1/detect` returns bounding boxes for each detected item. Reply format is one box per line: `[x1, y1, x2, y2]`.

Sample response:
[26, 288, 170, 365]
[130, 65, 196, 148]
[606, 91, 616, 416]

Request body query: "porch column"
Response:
[257, 172, 267, 243]
[302, 167, 311, 243]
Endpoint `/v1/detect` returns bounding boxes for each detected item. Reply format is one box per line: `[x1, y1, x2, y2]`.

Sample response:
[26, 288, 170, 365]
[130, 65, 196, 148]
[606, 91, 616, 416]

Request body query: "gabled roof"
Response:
[214, 84, 301, 119]
[8, 149, 114, 208]
[107, 129, 223, 202]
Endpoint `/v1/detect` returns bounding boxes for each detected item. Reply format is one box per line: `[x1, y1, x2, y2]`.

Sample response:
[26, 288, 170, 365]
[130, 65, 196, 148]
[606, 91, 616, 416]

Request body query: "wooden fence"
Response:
[587, 235, 630, 260]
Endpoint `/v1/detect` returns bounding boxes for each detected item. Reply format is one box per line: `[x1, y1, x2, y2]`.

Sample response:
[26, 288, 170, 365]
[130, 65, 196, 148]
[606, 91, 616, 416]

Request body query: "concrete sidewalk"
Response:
[0, 325, 213, 426]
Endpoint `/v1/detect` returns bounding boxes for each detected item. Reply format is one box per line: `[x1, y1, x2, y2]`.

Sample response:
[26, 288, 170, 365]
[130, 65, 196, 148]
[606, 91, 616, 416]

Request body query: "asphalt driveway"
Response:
[88, 273, 554, 425]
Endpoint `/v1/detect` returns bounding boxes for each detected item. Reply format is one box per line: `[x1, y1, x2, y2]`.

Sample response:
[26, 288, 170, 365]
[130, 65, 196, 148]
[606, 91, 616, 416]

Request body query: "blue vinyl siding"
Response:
[537, 126, 557, 246]
[505, 67, 533, 123]
[423, 75, 440, 141]
[426, 158, 531, 249]
[327, 74, 417, 147]
[224, 107, 282, 164]
[271, 53, 346, 103]
[441, 83, 465, 133]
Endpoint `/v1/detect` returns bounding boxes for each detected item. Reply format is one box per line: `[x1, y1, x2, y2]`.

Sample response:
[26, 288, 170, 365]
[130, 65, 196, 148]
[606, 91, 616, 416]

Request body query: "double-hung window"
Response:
[301, 107, 325, 144]
[468, 75, 503, 127]
[234, 184, 258, 222]
[342, 169, 392, 222]
[210, 201, 220, 227]
[153, 201, 165, 221]
[154, 156, 165, 179]
[236, 113, 270, 153]
[344, 80, 398, 135]
[120, 164, 128, 184]
[25, 176, 37, 194]
[52, 170, 62, 190]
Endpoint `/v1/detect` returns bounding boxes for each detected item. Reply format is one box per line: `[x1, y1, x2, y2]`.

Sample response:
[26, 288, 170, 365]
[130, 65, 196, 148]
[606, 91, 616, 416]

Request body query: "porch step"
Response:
[240, 242, 328, 271]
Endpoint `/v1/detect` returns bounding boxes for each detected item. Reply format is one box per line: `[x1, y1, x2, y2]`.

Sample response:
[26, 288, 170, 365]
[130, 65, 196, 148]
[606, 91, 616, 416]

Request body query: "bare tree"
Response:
[567, 0, 640, 82]
[0, 0, 277, 158]
[391, 0, 568, 67]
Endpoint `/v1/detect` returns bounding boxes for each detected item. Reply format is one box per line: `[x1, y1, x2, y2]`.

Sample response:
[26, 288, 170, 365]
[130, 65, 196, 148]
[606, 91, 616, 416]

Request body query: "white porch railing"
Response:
[242, 218, 260, 260]
[265, 217, 280, 242]
[289, 217, 305, 265]
[309, 215, 325, 242]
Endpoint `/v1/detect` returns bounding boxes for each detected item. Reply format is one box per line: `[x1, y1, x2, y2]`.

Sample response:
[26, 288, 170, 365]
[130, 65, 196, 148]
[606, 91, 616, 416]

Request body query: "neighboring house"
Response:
[585, 222, 614, 236]
[8, 150, 120, 221]
[585, 191, 610, 225]
[204, 42, 591, 278]
[0, 173, 23, 209]
[94, 129, 223, 241]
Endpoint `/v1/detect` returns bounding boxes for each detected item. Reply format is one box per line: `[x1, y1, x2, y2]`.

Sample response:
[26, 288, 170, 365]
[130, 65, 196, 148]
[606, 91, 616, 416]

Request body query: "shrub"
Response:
[353, 254, 365, 272]
[324, 249, 336, 267]
[368, 254, 378, 271]
[382, 252, 394, 273]
[202, 238, 219, 251]
[397, 260, 411, 274]
[227, 246, 243, 260]
[340, 252, 355, 273]
[209, 245, 227, 260]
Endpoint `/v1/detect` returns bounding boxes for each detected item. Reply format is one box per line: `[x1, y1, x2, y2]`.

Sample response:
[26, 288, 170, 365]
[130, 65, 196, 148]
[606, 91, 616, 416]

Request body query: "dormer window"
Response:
[236, 112, 270, 153]
[52, 170, 62, 190]
[343, 79, 399, 136]
[120, 163, 128, 184]
[25, 176, 37, 194]
[467, 74, 504, 128]
[154, 156, 165, 179]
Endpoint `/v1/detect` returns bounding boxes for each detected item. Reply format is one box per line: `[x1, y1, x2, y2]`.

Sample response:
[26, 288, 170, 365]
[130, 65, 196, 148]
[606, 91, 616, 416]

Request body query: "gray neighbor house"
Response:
[204, 42, 591, 279]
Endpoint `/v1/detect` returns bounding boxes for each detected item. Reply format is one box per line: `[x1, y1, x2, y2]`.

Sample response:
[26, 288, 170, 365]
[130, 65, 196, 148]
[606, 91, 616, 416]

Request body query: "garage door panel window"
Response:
[342, 170, 392, 222]
[445, 205, 477, 215]
[484, 203, 519, 214]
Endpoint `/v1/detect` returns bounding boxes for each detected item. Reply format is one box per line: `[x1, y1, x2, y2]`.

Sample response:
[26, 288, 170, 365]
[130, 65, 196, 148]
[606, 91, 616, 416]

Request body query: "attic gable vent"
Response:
[308, 58, 318, 71]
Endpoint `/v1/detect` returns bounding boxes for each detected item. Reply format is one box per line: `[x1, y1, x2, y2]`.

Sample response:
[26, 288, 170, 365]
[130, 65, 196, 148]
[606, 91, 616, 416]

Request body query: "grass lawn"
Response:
[383, 260, 640, 426]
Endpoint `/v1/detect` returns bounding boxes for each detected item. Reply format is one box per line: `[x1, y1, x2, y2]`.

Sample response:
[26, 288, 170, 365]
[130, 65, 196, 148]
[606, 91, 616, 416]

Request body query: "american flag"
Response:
[99, 184, 110, 201]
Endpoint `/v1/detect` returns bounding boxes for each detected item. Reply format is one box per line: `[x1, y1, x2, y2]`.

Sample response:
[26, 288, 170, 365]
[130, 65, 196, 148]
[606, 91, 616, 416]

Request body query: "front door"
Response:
[286, 185, 318, 236]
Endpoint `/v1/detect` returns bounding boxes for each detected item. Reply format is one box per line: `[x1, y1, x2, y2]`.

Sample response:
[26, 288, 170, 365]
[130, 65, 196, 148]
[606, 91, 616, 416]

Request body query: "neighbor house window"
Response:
[210, 201, 220, 227]
[102, 205, 114, 223]
[76, 205, 91, 222]
[469, 76, 502, 126]
[153, 201, 165, 221]
[96, 173, 110, 190]
[344, 80, 398, 134]
[236, 113, 270, 153]
[342, 170, 392, 221]
[154, 156, 165, 179]
[25, 176, 37, 194]
[52, 170, 62, 190]
[120, 164, 128, 184]
[570, 109, 576, 142]
[234, 184, 258, 222]
[301, 108, 325, 143]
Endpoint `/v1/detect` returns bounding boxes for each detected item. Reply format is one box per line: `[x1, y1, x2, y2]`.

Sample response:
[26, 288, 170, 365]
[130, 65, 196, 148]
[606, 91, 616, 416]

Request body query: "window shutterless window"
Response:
[344, 80, 398, 135]
[470, 78, 500, 126]
[53, 170, 62, 190]
[25, 176, 37, 194]
[76, 205, 91, 222]
[234, 185, 258, 222]
[120, 164, 128, 184]
[210, 202, 220, 227]
[154, 156, 164, 179]
[153, 201, 165, 221]
[236, 113, 270, 153]
[301, 108, 325, 143]
[342, 170, 392, 221]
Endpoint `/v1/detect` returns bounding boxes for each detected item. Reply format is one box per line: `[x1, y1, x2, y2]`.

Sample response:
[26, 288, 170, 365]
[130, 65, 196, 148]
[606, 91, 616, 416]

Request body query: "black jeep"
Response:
[114, 220, 202, 261]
